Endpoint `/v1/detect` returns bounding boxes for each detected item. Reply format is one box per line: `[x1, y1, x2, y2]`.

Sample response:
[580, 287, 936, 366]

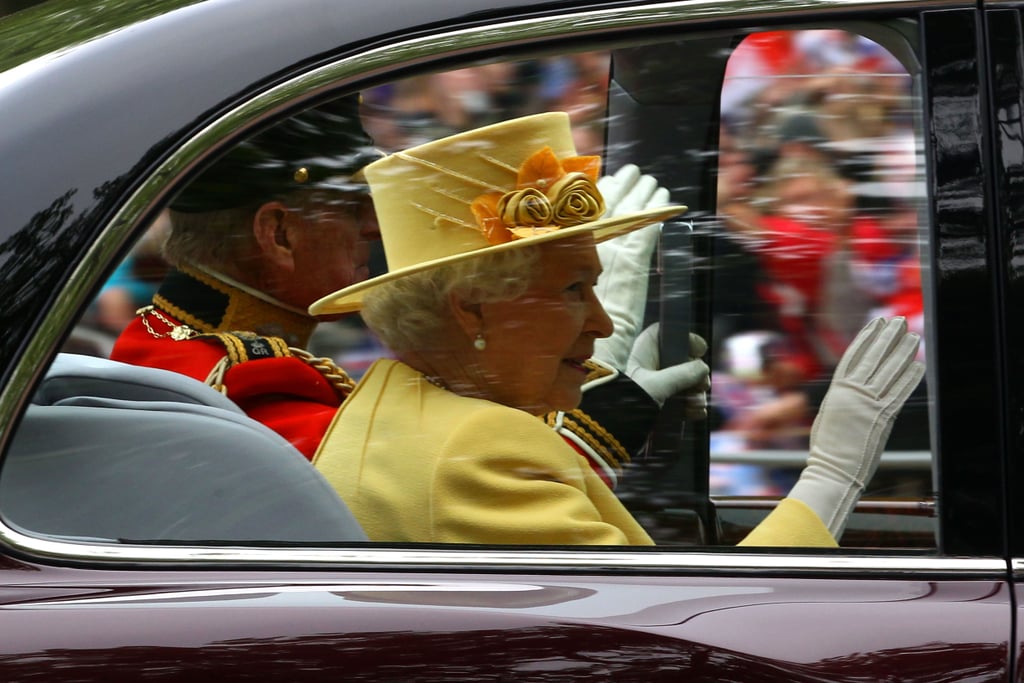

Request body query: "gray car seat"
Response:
[0, 353, 366, 544]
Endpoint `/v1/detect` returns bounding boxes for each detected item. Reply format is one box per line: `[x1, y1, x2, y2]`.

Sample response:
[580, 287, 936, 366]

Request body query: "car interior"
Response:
[1, 353, 366, 544]
[2, 21, 938, 553]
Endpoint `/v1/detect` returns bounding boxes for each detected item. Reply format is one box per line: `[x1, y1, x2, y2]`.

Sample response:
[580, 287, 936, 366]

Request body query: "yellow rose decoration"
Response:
[549, 172, 605, 226]
[470, 146, 604, 245]
[496, 187, 553, 227]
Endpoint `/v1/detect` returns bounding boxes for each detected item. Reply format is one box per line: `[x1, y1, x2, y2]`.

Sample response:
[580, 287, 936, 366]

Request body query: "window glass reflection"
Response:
[38, 28, 935, 551]
[711, 30, 930, 509]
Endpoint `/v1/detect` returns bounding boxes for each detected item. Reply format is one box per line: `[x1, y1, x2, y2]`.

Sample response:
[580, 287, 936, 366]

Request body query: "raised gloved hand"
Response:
[626, 323, 710, 419]
[598, 163, 671, 219]
[593, 164, 671, 370]
[787, 317, 925, 539]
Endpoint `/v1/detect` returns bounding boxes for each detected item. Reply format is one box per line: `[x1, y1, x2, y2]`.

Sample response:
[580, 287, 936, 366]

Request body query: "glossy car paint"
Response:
[0, 0, 1017, 680]
[924, 7, 1006, 557]
[989, 8, 1024, 682]
[988, 7, 1024, 556]
[0, 560, 1011, 681]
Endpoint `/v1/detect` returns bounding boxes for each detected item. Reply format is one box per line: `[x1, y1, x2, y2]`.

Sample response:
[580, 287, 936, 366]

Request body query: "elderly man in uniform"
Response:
[111, 95, 707, 480]
[111, 97, 383, 458]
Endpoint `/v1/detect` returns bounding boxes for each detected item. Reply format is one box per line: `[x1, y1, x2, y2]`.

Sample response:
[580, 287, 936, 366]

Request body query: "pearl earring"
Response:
[473, 333, 487, 351]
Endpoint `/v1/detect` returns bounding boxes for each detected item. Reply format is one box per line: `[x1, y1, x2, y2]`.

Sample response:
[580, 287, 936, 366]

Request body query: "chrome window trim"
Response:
[0, 0, 962, 568]
[2, 524, 1006, 575]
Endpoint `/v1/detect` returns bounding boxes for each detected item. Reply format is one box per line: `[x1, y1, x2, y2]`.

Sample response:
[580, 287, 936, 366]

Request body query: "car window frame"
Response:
[986, 6, 1024, 566]
[0, 0, 1006, 580]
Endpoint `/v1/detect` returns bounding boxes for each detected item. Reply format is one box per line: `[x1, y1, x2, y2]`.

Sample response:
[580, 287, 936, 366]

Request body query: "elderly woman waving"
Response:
[309, 112, 923, 547]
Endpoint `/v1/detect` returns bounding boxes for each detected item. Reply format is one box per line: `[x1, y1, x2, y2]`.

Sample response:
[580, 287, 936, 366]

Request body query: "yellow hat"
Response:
[309, 112, 686, 315]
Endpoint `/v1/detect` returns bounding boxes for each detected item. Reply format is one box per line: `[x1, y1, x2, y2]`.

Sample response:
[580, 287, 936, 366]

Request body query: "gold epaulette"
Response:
[203, 331, 292, 364]
[546, 358, 630, 487]
[547, 408, 631, 472]
[200, 331, 356, 399]
[582, 358, 615, 384]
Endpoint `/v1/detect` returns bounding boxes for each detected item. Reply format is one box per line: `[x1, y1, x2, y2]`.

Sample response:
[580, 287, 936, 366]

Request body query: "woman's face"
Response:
[475, 233, 614, 415]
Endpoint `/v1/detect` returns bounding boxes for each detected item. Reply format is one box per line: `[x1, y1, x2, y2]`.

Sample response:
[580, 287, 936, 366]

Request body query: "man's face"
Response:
[289, 191, 380, 312]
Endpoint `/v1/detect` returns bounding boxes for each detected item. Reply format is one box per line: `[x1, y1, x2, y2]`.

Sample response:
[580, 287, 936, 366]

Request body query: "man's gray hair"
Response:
[162, 190, 340, 269]
[162, 206, 259, 269]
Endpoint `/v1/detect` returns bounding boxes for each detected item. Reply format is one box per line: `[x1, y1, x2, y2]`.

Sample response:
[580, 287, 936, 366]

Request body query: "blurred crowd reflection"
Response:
[361, 53, 612, 155]
[81, 32, 929, 498]
[710, 30, 927, 494]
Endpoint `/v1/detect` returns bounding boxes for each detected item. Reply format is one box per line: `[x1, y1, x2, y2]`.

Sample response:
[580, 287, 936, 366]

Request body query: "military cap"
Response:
[171, 94, 382, 213]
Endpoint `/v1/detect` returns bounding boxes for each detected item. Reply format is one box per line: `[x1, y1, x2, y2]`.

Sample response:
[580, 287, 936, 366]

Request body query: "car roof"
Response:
[0, 0, 604, 230]
[0, 0, 607, 378]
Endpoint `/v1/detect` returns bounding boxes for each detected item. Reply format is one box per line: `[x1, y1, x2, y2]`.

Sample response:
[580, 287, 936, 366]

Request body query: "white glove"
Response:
[593, 165, 670, 369]
[626, 323, 710, 419]
[788, 317, 925, 540]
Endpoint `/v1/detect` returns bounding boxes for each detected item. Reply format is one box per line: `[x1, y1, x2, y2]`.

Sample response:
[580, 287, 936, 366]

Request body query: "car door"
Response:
[0, 1, 1014, 681]
[985, 3, 1024, 681]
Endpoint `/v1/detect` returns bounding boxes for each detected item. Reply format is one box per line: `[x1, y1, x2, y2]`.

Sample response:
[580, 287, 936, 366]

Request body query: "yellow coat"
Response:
[314, 359, 835, 547]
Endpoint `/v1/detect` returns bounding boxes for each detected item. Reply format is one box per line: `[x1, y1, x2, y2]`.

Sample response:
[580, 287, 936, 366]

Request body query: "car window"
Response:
[7, 22, 935, 553]
[705, 31, 932, 548]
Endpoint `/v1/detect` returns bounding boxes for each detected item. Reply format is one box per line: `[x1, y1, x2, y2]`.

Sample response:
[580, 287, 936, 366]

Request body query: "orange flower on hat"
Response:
[470, 147, 605, 245]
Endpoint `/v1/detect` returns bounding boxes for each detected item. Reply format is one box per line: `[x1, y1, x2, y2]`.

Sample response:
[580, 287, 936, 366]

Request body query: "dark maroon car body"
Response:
[1, 0, 1023, 680]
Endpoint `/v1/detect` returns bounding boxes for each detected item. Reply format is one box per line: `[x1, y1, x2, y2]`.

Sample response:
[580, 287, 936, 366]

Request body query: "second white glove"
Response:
[626, 323, 710, 419]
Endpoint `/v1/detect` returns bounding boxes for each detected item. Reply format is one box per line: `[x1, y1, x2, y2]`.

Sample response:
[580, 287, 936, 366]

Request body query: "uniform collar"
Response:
[153, 265, 317, 347]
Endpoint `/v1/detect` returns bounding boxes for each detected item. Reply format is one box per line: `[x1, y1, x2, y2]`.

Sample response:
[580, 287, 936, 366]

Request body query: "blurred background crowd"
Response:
[360, 52, 613, 156]
[709, 30, 926, 494]
[82, 29, 928, 495]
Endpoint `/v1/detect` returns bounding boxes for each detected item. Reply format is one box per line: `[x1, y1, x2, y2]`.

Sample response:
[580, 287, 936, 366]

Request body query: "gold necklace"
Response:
[137, 305, 197, 341]
[137, 305, 355, 397]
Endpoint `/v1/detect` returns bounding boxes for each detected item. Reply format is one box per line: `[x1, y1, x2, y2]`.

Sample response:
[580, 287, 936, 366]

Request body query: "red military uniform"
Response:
[112, 267, 656, 479]
[111, 266, 354, 460]
[547, 360, 658, 490]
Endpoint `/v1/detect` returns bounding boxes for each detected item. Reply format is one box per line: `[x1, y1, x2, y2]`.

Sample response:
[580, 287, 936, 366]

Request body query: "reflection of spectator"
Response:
[713, 28, 929, 456]
[710, 462, 785, 496]
[711, 123, 780, 397]
[846, 199, 925, 352]
[730, 156, 852, 381]
[379, 75, 456, 148]
[362, 53, 611, 155]
[775, 112, 834, 167]
[794, 29, 894, 72]
[542, 52, 610, 155]
[713, 330, 813, 449]
[715, 333, 791, 427]
[93, 210, 171, 334]
[433, 63, 524, 131]
[716, 153, 920, 446]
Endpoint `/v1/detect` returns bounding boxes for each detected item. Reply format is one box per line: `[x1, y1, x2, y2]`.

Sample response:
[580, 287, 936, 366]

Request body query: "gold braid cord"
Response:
[198, 331, 356, 399]
[288, 346, 357, 396]
[205, 357, 231, 394]
[582, 358, 614, 383]
[549, 409, 631, 471]
[545, 358, 629, 479]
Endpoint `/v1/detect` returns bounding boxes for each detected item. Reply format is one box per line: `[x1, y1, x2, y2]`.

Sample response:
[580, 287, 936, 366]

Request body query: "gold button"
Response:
[293, 167, 310, 183]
